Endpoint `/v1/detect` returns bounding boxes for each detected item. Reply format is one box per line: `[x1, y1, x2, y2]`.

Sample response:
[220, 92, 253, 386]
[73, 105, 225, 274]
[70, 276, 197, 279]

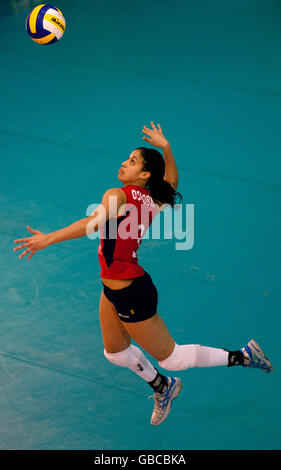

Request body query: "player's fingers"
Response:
[157, 123, 163, 133]
[13, 238, 31, 243]
[19, 247, 32, 259]
[27, 251, 36, 261]
[13, 243, 29, 252]
[143, 136, 152, 143]
[151, 121, 157, 130]
[27, 226, 39, 234]
[142, 128, 152, 135]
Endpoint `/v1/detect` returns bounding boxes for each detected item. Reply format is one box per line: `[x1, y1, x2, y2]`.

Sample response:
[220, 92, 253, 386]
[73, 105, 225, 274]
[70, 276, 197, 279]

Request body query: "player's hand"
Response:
[142, 122, 169, 149]
[13, 226, 51, 260]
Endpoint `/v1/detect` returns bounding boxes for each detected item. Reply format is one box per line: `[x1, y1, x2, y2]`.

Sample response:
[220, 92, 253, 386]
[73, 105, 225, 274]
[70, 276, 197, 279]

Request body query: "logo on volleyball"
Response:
[50, 16, 65, 31]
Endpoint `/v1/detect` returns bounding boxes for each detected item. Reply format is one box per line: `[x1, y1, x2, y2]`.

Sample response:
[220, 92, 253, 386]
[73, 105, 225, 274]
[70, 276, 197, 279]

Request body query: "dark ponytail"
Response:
[136, 147, 182, 207]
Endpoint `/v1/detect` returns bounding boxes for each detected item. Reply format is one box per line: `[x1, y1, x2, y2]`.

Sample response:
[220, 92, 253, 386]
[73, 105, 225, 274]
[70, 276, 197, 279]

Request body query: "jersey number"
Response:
[132, 224, 145, 258]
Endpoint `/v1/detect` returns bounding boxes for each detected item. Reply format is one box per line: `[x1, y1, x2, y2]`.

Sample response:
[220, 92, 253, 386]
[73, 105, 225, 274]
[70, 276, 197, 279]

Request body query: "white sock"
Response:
[104, 344, 157, 382]
[159, 343, 229, 370]
[129, 344, 158, 381]
[193, 345, 229, 367]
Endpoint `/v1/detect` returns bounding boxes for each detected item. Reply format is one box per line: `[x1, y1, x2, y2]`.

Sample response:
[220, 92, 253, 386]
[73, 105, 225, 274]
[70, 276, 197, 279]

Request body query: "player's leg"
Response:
[100, 273, 273, 426]
[123, 312, 176, 361]
[126, 313, 229, 366]
[99, 289, 131, 353]
[124, 314, 273, 372]
[99, 290, 167, 390]
[100, 272, 182, 427]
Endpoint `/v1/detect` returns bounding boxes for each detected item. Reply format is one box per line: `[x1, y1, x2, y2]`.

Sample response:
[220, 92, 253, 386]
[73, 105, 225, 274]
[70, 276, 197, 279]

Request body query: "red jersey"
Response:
[98, 185, 158, 279]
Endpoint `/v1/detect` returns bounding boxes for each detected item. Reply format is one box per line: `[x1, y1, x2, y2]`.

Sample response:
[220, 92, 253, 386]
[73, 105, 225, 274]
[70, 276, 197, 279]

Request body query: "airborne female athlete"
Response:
[13, 122, 273, 425]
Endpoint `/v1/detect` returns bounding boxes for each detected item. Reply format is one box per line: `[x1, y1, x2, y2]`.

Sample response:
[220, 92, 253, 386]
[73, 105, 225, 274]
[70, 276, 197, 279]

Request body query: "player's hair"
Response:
[136, 147, 182, 207]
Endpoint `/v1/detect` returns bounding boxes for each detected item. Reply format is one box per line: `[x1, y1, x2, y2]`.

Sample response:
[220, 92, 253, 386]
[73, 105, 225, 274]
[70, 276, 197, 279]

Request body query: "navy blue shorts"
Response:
[102, 272, 158, 323]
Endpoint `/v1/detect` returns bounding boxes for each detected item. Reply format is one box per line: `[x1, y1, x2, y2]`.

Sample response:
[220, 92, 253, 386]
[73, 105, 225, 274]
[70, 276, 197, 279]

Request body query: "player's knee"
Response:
[158, 343, 197, 370]
[104, 346, 132, 368]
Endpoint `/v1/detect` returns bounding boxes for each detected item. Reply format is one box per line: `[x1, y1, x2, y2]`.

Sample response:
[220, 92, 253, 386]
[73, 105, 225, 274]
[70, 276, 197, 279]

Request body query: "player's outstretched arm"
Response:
[13, 188, 127, 260]
[142, 121, 178, 190]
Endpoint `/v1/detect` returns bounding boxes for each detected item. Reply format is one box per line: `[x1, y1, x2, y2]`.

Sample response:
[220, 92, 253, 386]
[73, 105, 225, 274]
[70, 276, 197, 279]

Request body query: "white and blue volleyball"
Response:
[26, 4, 65, 45]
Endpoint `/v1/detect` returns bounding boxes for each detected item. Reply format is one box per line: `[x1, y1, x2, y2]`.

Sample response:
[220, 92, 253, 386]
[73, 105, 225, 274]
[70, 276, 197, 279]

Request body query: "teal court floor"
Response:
[0, 0, 280, 450]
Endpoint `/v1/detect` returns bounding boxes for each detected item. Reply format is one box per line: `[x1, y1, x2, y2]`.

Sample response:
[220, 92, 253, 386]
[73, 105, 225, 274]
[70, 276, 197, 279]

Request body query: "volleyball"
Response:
[26, 4, 65, 45]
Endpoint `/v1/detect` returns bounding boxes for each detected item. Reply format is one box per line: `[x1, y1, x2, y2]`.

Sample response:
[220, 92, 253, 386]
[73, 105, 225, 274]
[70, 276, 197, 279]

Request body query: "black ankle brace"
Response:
[227, 350, 246, 367]
[148, 370, 168, 393]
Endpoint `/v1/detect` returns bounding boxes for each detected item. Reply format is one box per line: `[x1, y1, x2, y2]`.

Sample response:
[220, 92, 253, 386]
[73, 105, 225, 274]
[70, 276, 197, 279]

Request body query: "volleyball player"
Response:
[13, 122, 273, 425]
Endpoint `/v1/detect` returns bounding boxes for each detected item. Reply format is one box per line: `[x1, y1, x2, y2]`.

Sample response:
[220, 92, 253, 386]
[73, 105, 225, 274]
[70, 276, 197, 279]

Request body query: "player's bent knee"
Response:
[158, 343, 197, 370]
[104, 346, 132, 368]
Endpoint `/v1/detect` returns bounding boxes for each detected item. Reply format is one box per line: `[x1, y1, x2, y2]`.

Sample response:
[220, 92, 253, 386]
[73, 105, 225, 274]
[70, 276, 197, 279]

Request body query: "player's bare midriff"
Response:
[101, 277, 134, 290]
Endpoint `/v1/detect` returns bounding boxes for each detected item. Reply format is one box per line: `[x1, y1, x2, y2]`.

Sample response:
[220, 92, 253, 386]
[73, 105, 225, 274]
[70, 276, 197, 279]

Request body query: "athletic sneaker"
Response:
[241, 339, 273, 373]
[149, 377, 182, 426]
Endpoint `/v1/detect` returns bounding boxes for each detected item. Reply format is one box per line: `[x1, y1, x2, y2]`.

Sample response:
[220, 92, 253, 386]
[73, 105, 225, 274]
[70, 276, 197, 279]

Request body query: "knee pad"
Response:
[158, 343, 197, 371]
[104, 346, 133, 368]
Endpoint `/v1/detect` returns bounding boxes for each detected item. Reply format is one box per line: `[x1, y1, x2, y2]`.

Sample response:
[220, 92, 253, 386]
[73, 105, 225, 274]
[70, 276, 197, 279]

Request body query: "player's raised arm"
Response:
[13, 188, 127, 260]
[142, 122, 178, 190]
